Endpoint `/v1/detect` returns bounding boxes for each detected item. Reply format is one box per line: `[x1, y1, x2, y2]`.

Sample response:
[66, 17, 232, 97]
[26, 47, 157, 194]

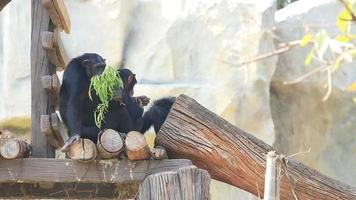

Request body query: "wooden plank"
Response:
[0, 182, 139, 199]
[139, 166, 210, 200]
[32, 0, 56, 158]
[41, 31, 66, 70]
[0, 158, 192, 183]
[157, 94, 356, 200]
[42, 0, 71, 34]
[51, 112, 68, 146]
[40, 114, 60, 148]
[40, 113, 67, 148]
[53, 28, 69, 70]
[42, 74, 61, 107]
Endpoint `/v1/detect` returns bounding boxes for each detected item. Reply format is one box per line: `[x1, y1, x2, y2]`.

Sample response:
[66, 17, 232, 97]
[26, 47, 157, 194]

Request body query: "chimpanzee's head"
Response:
[119, 68, 137, 96]
[78, 53, 106, 78]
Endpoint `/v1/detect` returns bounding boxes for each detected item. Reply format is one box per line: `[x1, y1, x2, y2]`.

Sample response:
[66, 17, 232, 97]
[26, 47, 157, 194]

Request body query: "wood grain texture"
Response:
[0, 182, 138, 199]
[139, 166, 210, 200]
[157, 94, 356, 200]
[0, 138, 31, 159]
[41, 31, 67, 70]
[126, 131, 151, 161]
[42, 0, 71, 34]
[0, 158, 192, 183]
[68, 139, 97, 161]
[97, 129, 124, 159]
[31, 0, 56, 158]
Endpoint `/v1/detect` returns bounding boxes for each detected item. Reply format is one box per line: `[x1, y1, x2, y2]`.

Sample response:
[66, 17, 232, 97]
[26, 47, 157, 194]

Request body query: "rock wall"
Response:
[0, 0, 31, 119]
[273, 0, 356, 186]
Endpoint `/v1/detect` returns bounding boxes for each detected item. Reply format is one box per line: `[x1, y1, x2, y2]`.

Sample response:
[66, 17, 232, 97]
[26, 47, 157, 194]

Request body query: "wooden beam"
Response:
[42, 0, 71, 34]
[53, 28, 69, 69]
[139, 166, 210, 200]
[40, 114, 60, 148]
[42, 74, 61, 108]
[0, 158, 192, 183]
[0, 0, 11, 11]
[0, 182, 139, 199]
[31, 0, 56, 158]
[39, 113, 68, 148]
[157, 94, 356, 200]
[41, 30, 68, 70]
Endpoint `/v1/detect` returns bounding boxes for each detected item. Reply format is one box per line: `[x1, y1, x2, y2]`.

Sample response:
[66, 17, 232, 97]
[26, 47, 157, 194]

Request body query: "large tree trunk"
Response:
[157, 94, 356, 200]
[0, 0, 11, 11]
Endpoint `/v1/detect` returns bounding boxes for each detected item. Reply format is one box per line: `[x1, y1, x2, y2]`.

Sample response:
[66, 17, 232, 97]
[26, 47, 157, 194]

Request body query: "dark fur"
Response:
[141, 97, 176, 133]
[59, 54, 143, 143]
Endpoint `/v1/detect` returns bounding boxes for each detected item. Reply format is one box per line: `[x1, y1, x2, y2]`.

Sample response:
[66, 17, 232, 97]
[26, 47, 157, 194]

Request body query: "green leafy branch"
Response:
[89, 67, 123, 128]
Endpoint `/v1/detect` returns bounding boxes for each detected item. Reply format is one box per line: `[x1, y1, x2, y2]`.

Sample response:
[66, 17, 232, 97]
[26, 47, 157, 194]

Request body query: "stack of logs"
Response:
[0, 129, 165, 162]
[68, 129, 166, 162]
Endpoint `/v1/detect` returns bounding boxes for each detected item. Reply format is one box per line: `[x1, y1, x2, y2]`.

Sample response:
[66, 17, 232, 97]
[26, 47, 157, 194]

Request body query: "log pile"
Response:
[66, 129, 162, 162]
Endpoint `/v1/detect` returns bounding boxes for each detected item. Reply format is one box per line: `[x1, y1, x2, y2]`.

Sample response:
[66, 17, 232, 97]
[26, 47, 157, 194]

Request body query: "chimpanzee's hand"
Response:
[135, 96, 150, 107]
[60, 134, 80, 152]
[112, 88, 126, 106]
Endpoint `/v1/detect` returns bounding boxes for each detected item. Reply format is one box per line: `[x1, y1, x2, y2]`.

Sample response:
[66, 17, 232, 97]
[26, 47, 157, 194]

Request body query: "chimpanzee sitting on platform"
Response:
[59, 53, 149, 151]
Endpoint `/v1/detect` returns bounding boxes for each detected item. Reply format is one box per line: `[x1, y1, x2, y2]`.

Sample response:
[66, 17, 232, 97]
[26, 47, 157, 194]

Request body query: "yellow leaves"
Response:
[337, 9, 353, 33]
[300, 33, 313, 47]
[347, 82, 356, 92]
[305, 48, 314, 66]
[335, 34, 350, 42]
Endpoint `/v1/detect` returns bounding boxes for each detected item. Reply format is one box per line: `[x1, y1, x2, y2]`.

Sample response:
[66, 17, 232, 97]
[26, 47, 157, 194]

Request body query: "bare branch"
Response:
[240, 40, 301, 66]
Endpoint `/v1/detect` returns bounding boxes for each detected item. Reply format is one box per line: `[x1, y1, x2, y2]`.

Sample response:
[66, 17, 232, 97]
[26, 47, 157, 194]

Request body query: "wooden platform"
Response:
[0, 158, 197, 199]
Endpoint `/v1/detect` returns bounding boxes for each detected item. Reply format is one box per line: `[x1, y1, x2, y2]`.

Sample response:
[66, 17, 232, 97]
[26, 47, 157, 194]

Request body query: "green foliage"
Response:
[89, 67, 123, 128]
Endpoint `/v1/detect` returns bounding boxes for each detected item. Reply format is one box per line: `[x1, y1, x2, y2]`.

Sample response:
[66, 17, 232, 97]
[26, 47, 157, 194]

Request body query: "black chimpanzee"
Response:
[141, 97, 176, 133]
[59, 53, 147, 151]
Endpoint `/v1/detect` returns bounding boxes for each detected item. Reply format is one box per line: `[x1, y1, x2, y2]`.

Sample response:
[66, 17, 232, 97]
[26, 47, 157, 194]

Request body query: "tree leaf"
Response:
[300, 33, 313, 47]
[337, 10, 352, 33]
[347, 82, 356, 92]
[305, 48, 314, 66]
[314, 30, 329, 60]
[335, 34, 350, 42]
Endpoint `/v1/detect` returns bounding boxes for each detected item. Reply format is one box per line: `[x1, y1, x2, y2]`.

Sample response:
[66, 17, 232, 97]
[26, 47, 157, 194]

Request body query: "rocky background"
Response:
[0, 0, 355, 199]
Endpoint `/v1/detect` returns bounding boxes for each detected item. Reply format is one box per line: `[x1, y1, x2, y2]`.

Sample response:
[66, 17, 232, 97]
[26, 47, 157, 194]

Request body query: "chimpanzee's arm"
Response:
[122, 91, 144, 121]
[63, 82, 86, 137]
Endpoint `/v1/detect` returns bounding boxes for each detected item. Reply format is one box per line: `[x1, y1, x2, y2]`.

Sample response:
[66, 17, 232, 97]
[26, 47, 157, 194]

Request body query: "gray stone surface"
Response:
[273, 0, 356, 186]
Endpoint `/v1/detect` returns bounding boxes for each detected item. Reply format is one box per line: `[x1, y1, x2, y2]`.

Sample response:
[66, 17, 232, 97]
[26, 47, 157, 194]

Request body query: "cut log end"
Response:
[97, 129, 124, 159]
[0, 138, 31, 159]
[125, 131, 150, 161]
[67, 139, 97, 161]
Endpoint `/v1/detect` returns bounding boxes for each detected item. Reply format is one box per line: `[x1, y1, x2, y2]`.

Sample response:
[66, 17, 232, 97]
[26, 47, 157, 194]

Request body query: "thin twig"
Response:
[322, 68, 333, 101]
[240, 40, 301, 65]
[281, 157, 300, 200]
[283, 64, 330, 85]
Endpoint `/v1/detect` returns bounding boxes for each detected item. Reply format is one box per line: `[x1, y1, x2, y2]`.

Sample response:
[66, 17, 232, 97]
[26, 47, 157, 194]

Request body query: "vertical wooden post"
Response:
[263, 151, 281, 200]
[31, 0, 56, 158]
[139, 166, 211, 200]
